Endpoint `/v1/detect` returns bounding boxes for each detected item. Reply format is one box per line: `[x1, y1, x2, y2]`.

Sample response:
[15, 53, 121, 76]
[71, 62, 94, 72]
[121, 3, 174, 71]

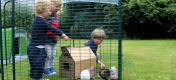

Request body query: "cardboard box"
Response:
[59, 46, 97, 79]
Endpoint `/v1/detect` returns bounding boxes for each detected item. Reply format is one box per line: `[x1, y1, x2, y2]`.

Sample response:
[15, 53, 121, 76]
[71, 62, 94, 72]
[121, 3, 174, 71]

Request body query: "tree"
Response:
[122, 0, 176, 39]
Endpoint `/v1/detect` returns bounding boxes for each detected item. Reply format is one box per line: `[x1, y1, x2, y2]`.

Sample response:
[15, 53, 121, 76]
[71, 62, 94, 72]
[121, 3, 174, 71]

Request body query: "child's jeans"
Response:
[27, 45, 47, 79]
[44, 44, 56, 69]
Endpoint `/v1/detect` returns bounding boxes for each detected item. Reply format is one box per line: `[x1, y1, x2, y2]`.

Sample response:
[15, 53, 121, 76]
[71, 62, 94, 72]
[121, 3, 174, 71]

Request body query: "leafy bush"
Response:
[2, 3, 34, 34]
[122, 0, 176, 39]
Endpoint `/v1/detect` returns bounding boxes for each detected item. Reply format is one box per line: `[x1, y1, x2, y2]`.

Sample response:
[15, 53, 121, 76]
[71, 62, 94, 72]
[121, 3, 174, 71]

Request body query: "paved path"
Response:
[2, 55, 28, 64]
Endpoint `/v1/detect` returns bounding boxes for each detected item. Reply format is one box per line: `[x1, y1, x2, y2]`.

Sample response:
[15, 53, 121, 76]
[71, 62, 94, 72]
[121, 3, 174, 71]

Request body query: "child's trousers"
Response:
[44, 44, 56, 69]
[27, 45, 47, 79]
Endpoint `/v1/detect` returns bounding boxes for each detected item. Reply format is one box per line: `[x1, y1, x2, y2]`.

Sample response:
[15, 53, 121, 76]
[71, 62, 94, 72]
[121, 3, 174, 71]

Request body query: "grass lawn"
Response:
[1, 28, 12, 60]
[1, 40, 176, 80]
[122, 40, 176, 80]
[1, 28, 28, 60]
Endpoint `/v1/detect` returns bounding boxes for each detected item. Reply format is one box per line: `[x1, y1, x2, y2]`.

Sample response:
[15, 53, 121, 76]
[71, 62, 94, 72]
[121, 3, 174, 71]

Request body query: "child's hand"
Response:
[98, 61, 105, 68]
[62, 34, 70, 41]
[100, 62, 105, 68]
[63, 36, 70, 41]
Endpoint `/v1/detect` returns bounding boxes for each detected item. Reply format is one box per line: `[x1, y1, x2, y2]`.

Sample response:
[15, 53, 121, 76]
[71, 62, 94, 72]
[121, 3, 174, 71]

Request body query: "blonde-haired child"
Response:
[44, 0, 70, 75]
[27, 0, 65, 79]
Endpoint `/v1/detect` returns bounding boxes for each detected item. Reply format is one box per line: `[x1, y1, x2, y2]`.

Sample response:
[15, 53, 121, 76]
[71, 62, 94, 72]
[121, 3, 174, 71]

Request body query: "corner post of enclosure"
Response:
[118, 0, 122, 80]
[11, 0, 16, 80]
[0, 0, 5, 79]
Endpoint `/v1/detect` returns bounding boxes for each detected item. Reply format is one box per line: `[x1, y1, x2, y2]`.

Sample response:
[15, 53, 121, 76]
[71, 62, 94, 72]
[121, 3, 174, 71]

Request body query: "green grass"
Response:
[1, 40, 176, 80]
[20, 37, 27, 56]
[2, 28, 12, 60]
[122, 40, 176, 80]
[1, 28, 27, 60]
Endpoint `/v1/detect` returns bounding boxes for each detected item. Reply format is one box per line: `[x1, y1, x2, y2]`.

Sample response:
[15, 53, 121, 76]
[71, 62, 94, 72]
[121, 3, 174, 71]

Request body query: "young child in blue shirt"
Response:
[27, 0, 65, 80]
[85, 28, 106, 68]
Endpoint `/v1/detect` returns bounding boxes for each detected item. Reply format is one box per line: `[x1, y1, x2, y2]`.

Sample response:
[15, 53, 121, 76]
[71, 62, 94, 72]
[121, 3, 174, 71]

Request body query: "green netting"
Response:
[0, 0, 122, 80]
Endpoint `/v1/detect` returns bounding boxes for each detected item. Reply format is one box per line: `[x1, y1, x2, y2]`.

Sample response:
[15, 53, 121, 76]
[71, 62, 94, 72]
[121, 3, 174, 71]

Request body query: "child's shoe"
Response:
[40, 78, 49, 80]
[32, 78, 49, 80]
[50, 67, 56, 75]
[44, 68, 52, 75]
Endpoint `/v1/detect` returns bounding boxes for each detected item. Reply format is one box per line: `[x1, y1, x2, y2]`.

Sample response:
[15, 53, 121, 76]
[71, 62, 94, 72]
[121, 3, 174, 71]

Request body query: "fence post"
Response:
[0, 0, 5, 79]
[11, 0, 16, 80]
[3, 0, 11, 65]
[118, 0, 122, 80]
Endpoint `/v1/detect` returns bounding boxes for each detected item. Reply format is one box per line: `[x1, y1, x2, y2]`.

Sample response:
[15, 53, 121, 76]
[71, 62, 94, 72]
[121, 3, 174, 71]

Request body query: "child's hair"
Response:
[91, 28, 106, 39]
[52, 0, 62, 7]
[35, 0, 53, 15]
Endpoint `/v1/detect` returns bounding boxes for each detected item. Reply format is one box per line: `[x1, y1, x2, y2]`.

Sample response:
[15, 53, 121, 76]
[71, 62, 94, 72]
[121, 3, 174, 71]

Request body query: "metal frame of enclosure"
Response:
[0, 0, 122, 80]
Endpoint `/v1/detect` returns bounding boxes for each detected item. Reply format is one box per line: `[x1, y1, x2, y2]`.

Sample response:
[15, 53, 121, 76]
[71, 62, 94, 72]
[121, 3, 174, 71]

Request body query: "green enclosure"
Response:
[0, 0, 122, 80]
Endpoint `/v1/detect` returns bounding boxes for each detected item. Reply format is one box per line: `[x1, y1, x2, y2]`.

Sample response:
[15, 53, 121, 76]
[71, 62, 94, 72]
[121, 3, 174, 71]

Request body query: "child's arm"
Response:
[46, 22, 63, 36]
[46, 23, 70, 41]
[98, 60, 105, 68]
[62, 33, 70, 41]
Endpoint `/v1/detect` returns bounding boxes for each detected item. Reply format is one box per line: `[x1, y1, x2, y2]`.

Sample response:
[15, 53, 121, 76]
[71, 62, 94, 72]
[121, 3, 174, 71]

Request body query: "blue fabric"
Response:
[27, 45, 47, 79]
[50, 67, 56, 73]
[84, 40, 98, 62]
[28, 16, 63, 79]
[30, 16, 63, 46]
[44, 68, 52, 75]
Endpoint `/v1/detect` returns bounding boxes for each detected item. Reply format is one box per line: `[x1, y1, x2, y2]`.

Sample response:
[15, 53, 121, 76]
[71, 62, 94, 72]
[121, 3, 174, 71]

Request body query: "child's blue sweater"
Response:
[29, 16, 63, 46]
[85, 40, 98, 62]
